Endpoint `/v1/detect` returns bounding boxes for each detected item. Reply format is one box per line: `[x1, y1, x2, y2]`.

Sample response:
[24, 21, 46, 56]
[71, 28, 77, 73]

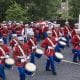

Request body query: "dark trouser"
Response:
[73, 49, 80, 62]
[3, 37, 8, 44]
[46, 56, 56, 73]
[65, 36, 70, 47]
[18, 67, 26, 80]
[42, 32, 48, 39]
[30, 52, 35, 64]
[8, 34, 12, 42]
[35, 34, 40, 42]
[0, 64, 6, 80]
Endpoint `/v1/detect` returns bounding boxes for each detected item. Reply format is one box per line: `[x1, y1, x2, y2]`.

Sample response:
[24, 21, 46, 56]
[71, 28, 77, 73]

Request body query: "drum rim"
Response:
[59, 41, 66, 45]
[55, 52, 64, 59]
[5, 58, 15, 65]
[36, 49, 44, 54]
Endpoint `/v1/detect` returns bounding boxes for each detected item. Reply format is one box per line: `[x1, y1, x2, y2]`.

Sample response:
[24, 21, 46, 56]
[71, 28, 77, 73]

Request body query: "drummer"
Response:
[0, 38, 10, 80]
[13, 36, 31, 80]
[27, 32, 38, 64]
[72, 31, 80, 63]
[9, 34, 18, 48]
[41, 31, 57, 75]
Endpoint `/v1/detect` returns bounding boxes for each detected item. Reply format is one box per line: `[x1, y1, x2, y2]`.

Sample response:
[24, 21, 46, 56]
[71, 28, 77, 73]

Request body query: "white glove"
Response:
[0, 56, 5, 59]
[17, 56, 26, 59]
[26, 56, 30, 60]
[14, 43, 18, 46]
[48, 46, 53, 49]
[55, 38, 59, 41]
[21, 59, 26, 63]
[5, 55, 10, 58]
[53, 45, 56, 48]
[32, 46, 37, 49]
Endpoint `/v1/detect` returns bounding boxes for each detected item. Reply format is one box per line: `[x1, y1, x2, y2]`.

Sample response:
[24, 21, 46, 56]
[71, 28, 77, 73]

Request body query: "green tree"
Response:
[6, 2, 28, 21]
[69, 0, 80, 19]
[0, 0, 13, 21]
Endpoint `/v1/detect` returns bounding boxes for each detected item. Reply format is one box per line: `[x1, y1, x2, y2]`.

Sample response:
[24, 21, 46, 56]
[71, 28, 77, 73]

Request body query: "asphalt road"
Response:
[5, 44, 80, 80]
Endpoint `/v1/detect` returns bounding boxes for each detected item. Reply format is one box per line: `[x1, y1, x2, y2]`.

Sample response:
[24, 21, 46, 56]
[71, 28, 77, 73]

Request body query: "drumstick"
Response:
[62, 59, 80, 65]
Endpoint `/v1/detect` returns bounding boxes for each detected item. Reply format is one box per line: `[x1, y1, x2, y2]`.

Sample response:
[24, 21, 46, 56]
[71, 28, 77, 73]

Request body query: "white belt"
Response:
[48, 46, 53, 49]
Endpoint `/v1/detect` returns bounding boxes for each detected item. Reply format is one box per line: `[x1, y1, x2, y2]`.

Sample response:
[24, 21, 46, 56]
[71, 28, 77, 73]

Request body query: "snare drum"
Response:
[35, 48, 44, 58]
[5, 58, 15, 69]
[25, 63, 36, 75]
[54, 52, 64, 62]
[58, 41, 66, 49]
[60, 37, 67, 42]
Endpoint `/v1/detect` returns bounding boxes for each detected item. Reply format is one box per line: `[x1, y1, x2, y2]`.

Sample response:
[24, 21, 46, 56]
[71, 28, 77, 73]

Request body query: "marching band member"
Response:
[9, 34, 18, 48]
[7, 21, 13, 41]
[24, 24, 34, 42]
[41, 31, 57, 75]
[39, 23, 48, 39]
[72, 31, 80, 63]
[27, 32, 38, 64]
[34, 24, 40, 42]
[0, 38, 10, 80]
[13, 36, 31, 80]
[15, 23, 23, 36]
[1, 25, 9, 44]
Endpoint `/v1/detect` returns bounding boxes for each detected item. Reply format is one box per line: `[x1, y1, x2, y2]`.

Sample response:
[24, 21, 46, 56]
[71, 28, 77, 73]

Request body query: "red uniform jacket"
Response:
[52, 29, 60, 38]
[10, 38, 18, 48]
[39, 26, 48, 34]
[1, 28, 9, 37]
[72, 34, 80, 50]
[41, 37, 57, 57]
[13, 43, 31, 67]
[27, 38, 37, 51]
[7, 25, 12, 34]
[71, 29, 77, 38]
[0, 45, 10, 64]
[15, 26, 23, 35]
[34, 27, 40, 35]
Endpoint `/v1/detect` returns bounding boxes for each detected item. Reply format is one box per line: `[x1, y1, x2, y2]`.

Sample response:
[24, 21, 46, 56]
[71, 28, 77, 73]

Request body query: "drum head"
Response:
[36, 49, 44, 54]
[59, 41, 66, 46]
[55, 52, 64, 59]
[5, 58, 15, 65]
[61, 37, 67, 41]
[25, 63, 36, 72]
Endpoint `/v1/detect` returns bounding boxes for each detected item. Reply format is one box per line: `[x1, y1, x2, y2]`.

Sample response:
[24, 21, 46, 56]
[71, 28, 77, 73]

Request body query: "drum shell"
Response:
[58, 41, 66, 49]
[35, 53, 42, 58]
[54, 56, 61, 62]
[5, 58, 15, 69]
[25, 70, 34, 75]
[35, 49, 43, 58]
[5, 63, 13, 69]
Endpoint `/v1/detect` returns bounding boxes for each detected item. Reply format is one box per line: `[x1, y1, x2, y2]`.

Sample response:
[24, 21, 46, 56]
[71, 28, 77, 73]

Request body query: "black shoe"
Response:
[73, 61, 78, 63]
[46, 69, 51, 71]
[52, 72, 57, 75]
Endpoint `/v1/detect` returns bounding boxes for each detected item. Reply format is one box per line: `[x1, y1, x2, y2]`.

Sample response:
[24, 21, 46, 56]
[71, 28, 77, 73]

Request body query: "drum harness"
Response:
[18, 45, 30, 63]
